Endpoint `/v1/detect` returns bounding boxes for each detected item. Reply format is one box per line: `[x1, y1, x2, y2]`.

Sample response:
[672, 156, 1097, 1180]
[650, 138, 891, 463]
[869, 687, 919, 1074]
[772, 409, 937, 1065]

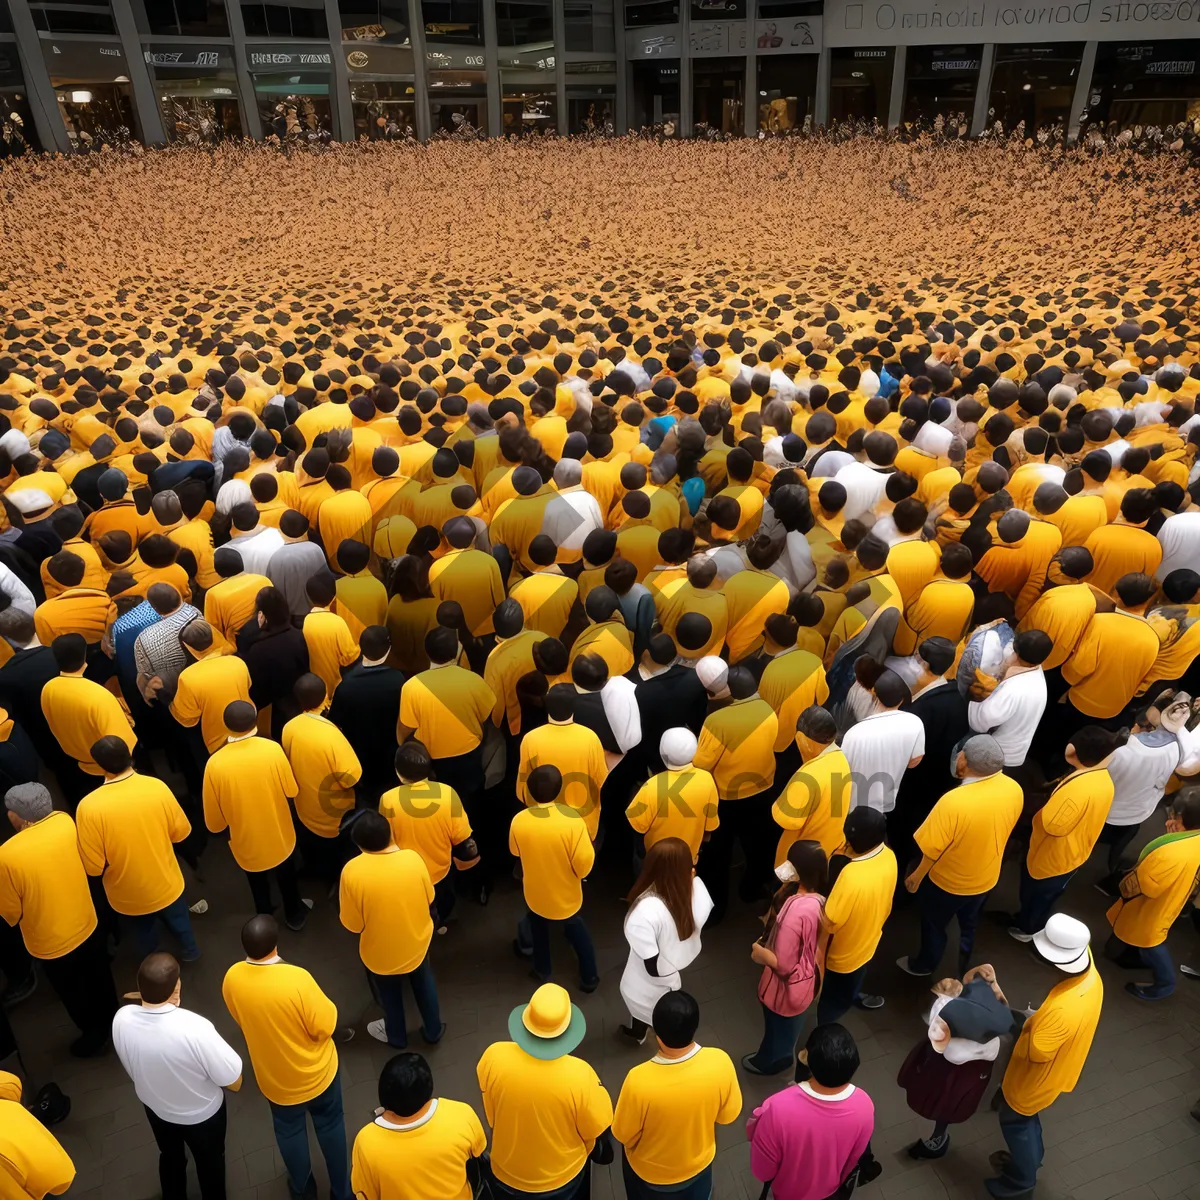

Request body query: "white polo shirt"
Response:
[112, 1003, 242, 1124]
[840, 709, 925, 813]
[967, 667, 1047, 767]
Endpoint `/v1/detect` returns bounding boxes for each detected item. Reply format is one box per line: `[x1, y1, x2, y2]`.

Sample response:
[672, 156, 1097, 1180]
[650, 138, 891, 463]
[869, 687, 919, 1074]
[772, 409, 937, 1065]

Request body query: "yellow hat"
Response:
[509, 984, 586, 1060]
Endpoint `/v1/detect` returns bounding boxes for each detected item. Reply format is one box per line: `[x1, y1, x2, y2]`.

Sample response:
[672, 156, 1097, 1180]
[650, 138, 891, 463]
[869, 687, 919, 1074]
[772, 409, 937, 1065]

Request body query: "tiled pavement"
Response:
[14, 793, 1200, 1200]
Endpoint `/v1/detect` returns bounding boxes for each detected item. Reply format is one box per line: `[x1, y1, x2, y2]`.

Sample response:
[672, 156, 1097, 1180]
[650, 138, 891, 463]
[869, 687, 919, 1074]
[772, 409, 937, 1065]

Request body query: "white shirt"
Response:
[112, 1003, 242, 1124]
[967, 668, 1047, 767]
[1156, 512, 1200, 582]
[600, 676, 642, 755]
[770, 529, 816, 596]
[834, 462, 892, 521]
[541, 489, 603, 557]
[227, 526, 285, 576]
[806, 449, 854, 478]
[0, 563, 35, 616]
[1104, 725, 1200, 826]
[840, 709, 925, 812]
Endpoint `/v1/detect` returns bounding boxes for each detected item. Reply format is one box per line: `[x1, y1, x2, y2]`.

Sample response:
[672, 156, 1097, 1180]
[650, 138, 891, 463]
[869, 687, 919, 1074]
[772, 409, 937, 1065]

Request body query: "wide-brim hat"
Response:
[1033, 913, 1091, 974]
[508, 984, 586, 1060]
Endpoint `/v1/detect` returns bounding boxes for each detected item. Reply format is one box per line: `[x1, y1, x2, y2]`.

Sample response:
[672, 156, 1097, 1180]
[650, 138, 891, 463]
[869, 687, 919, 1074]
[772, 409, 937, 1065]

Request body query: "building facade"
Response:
[0, 0, 1197, 154]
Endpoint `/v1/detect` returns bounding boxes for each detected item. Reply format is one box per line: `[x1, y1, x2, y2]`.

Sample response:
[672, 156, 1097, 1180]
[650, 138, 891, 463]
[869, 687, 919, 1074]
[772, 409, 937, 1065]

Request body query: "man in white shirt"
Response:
[112, 953, 242, 1200]
[834, 433, 898, 521]
[841, 669, 925, 813]
[1156, 511, 1200, 581]
[541, 459, 603, 560]
[967, 630, 1051, 768]
[226, 503, 286, 577]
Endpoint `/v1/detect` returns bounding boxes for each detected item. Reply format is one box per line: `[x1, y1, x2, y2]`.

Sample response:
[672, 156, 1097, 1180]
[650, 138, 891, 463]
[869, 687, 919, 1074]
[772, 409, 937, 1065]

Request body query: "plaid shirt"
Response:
[133, 604, 201, 692]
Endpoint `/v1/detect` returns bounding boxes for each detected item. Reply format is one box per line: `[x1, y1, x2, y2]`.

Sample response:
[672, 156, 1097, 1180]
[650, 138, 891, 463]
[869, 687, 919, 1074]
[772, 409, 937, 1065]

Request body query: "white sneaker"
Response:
[189, 899, 209, 915]
[367, 1019, 389, 1044]
[896, 956, 932, 977]
[1007, 926, 1035, 943]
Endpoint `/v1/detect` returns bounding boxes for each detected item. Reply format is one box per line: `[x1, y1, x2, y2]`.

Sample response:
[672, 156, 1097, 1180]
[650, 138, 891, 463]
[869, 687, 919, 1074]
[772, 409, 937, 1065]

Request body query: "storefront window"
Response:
[902, 43, 981, 129]
[692, 55, 743, 133]
[249, 49, 334, 137]
[692, 0, 744, 16]
[146, 45, 242, 141]
[567, 86, 614, 132]
[0, 44, 38, 156]
[502, 85, 555, 134]
[140, 0, 229, 37]
[30, 1, 118, 36]
[497, 0, 552, 45]
[42, 39, 138, 145]
[630, 59, 679, 131]
[241, 0, 328, 38]
[625, 0, 679, 28]
[426, 66, 487, 132]
[564, 0, 614, 52]
[421, 0, 482, 44]
[339, 0, 410, 43]
[829, 46, 892, 123]
[756, 53, 816, 132]
[989, 43, 1083, 133]
[1084, 41, 1200, 131]
[350, 79, 414, 137]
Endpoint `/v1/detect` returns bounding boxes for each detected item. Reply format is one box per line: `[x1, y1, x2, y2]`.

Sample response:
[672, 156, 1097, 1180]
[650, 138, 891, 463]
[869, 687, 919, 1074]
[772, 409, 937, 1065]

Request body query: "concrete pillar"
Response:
[482, 0, 501, 135]
[886, 43, 905, 129]
[743, 18, 756, 136]
[111, 0, 167, 143]
[5, 0, 70, 151]
[406, 0, 431, 140]
[970, 42, 995, 137]
[224, 0, 262, 139]
[552, 0, 567, 134]
[813, 45, 830, 127]
[614, 15, 628, 132]
[1067, 39, 1096, 143]
[678, 6, 691, 135]
[324, 0, 354, 140]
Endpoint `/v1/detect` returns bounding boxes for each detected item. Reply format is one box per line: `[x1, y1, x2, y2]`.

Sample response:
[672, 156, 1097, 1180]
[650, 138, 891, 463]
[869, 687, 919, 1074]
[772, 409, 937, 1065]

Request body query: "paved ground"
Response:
[13, 767, 1200, 1200]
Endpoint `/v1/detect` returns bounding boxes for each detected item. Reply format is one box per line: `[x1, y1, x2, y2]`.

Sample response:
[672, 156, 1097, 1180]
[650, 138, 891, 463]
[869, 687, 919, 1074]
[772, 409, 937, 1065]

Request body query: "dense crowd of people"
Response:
[0, 136, 1198, 1200]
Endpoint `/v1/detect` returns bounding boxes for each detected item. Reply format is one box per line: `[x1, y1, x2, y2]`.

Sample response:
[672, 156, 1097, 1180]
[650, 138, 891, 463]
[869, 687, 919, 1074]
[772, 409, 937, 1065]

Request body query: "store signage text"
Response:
[249, 52, 331, 65]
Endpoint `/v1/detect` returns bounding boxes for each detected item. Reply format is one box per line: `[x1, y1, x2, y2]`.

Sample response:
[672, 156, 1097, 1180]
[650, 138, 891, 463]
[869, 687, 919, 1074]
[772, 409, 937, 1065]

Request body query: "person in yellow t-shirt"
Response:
[0, 783, 117, 1056]
[772, 705, 852, 864]
[428, 518, 506, 637]
[899, 735, 1021, 978]
[333, 540, 387, 643]
[612, 990, 741, 1195]
[380, 741, 478, 926]
[484, 599, 549, 739]
[990, 913, 1101, 1198]
[1012, 726, 1117, 939]
[203, 701, 309, 930]
[510, 765, 599, 990]
[75, 735, 198, 960]
[1105, 787, 1200, 1000]
[569, 587, 636, 679]
[818, 806, 896, 1023]
[351, 1051, 486, 1200]
[202, 549, 271, 645]
[626, 728, 719, 864]
[340, 810, 443, 1048]
[477, 982, 614, 1196]
[302, 572, 360, 702]
[0, 1068, 75, 1199]
[222, 914, 352, 1200]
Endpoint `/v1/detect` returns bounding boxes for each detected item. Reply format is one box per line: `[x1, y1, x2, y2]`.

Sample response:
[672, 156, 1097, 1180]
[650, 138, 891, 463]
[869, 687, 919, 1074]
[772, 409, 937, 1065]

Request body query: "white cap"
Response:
[7, 488, 53, 515]
[1033, 913, 1092, 974]
[660, 728, 698, 769]
[0, 430, 30, 460]
[695, 656, 728, 697]
[859, 369, 881, 399]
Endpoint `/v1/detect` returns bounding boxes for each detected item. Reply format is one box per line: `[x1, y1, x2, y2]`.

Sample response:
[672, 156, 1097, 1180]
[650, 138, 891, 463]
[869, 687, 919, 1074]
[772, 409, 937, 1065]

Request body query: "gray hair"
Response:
[962, 735, 1005, 777]
[553, 458, 582, 487]
[5, 783, 52, 823]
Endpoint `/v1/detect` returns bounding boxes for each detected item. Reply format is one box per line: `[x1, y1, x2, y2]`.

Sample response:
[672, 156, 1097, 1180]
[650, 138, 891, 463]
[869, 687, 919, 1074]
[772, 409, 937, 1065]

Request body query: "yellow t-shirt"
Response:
[0, 1094, 75, 1199]
[203, 735, 298, 872]
[758, 648, 829, 753]
[477, 1042, 613, 1193]
[1107, 832, 1200, 948]
[386, 595, 439, 675]
[568, 619, 635, 679]
[509, 803, 595, 919]
[429, 548, 506, 636]
[485, 630, 549, 736]
[893, 578, 976, 657]
[1002, 961, 1103, 1117]
[694, 698, 779, 801]
[351, 1100, 487, 1200]
[1045, 494, 1108, 548]
[171, 652, 253, 754]
[657, 585, 728, 661]
[1063, 610, 1162, 719]
[773, 746, 851, 864]
[1084, 523, 1163, 597]
[75, 773, 189, 915]
[222, 960, 339, 1106]
[334, 571, 388, 644]
[318, 490, 374, 566]
[203, 573, 271, 644]
[509, 571, 579, 639]
[723, 569, 790, 663]
[339, 846, 434, 975]
[1027, 767, 1114, 880]
[399, 666, 496, 759]
[626, 768, 720, 862]
[517, 722, 609, 839]
[0, 812, 96, 959]
[1017, 584, 1096, 671]
[824, 845, 898, 973]
[612, 1047, 742, 1186]
[281, 712, 361, 838]
[303, 608, 360, 702]
[380, 781, 472, 884]
[886, 540, 941, 611]
[915, 773, 1024, 895]
[40, 674, 137, 774]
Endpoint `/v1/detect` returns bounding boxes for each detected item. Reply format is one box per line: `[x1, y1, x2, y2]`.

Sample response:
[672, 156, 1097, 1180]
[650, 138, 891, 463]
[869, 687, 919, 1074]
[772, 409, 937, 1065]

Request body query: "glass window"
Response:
[339, 0, 410, 42]
[564, 0, 614, 52]
[1084, 41, 1200, 132]
[146, 45, 241, 142]
[988, 43, 1083, 134]
[0, 44, 39, 156]
[0, 0, 13, 31]
[757, 0, 820, 14]
[630, 59, 678, 131]
[422, 0, 482, 44]
[241, 1, 328, 38]
[497, 0, 551, 45]
[902, 43, 981, 129]
[691, 0, 744, 17]
[692, 55, 742, 134]
[30, 4, 118, 35]
[567, 86, 613, 132]
[427, 66, 486, 132]
[252, 75, 333, 136]
[624, 0, 678, 28]
[829, 46, 893, 123]
[757, 52, 816, 132]
[141, 0, 229, 36]
[502, 83, 555, 134]
[42, 39, 139, 144]
[350, 78, 414, 136]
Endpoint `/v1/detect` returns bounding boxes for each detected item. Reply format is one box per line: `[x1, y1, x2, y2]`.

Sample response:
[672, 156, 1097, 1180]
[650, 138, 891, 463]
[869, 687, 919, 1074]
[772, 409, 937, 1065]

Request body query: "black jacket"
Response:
[627, 664, 709, 775]
[236, 622, 310, 739]
[327, 662, 404, 800]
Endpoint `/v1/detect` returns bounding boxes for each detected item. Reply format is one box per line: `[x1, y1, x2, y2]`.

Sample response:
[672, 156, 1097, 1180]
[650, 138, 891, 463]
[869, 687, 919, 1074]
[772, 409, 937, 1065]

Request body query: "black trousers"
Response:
[145, 1100, 228, 1200]
[41, 926, 118, 1044]
[698, 790, 776, 920]
[245, 853, 305, 925]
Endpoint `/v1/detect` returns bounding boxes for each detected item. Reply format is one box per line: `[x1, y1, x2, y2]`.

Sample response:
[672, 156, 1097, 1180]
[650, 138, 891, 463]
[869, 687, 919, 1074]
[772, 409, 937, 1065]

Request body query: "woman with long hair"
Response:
[619, 837, 713, 1043]
[384, 552, 437, 674]
[742, 839, 828, 1077]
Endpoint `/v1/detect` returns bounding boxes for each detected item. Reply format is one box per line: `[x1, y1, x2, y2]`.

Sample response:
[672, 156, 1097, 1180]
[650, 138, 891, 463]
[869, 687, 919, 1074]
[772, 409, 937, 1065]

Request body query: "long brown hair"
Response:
[761, 840, 828, 943]
[627, 838, 696, 941]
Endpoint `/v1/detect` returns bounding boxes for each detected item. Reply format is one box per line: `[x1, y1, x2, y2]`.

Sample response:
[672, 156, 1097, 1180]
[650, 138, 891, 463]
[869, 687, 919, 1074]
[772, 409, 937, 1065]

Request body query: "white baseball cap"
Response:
[660, 728, 698, 769]
[1033, 913, 1092, 974]
[695, 656, 728, 697]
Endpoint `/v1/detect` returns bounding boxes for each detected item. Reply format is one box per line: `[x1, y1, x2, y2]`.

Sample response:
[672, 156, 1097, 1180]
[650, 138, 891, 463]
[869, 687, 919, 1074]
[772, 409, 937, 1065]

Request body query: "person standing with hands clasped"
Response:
[612, 991, 742, 1200]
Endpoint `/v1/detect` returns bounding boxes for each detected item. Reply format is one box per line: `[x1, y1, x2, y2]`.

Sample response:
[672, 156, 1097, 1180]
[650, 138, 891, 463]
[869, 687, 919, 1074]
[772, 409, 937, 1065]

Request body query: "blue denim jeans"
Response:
[267, 1072, 351, 1200]
[911, 879, 989, 974]
[622, 1152, 713, 1198]
[527, 910, 599, 986]
[748, 1003, 806, 1075]
[370, 954, 441, 1047]
[816, 965, 866, 1025]
[1014, 864, 1076, 936]
[995, 1097, 1043, 1193]
[126, 893, 199, 959]
[1108, 934, 1175, 997]
[490, 1166, 587, 1199]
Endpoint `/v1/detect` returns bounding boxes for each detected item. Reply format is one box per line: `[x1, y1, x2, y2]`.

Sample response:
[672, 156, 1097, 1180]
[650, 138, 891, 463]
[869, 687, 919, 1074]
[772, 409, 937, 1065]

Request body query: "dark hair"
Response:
[651, 990, 700, 1051]
[545, 682, 577, 722]
[51, 632, 88, 673]
[843, 806, 886, 855]
[137, 952, 180, 1005]
[425, 625, 458, 665]
[762, 839, 828, 944]
[293, 673, 327, 712]
[873, 669, 910, 708]
[627, 838, 696, 940]
[1115, 572, 1157, 608]
[1013, 629, 1053, 665]
[91, 734, 133, 775]
[1162, 569, 1200, 604]
[378, 1052, 434, 1117]
[223, 699, 258, 734]
[360, 624, 390, 661]
[353, 809, 393, 852]
[240, 915, 277, 960]
[395, 740, 432, 780]
[527, 764, 563, 804]
[47, 550, 84, 588]
[1171, 786, 1200, 832]
[806, 1023, 861, 1088]
[255, 586, 291, 631]
[1068, 725, 1127, 768]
